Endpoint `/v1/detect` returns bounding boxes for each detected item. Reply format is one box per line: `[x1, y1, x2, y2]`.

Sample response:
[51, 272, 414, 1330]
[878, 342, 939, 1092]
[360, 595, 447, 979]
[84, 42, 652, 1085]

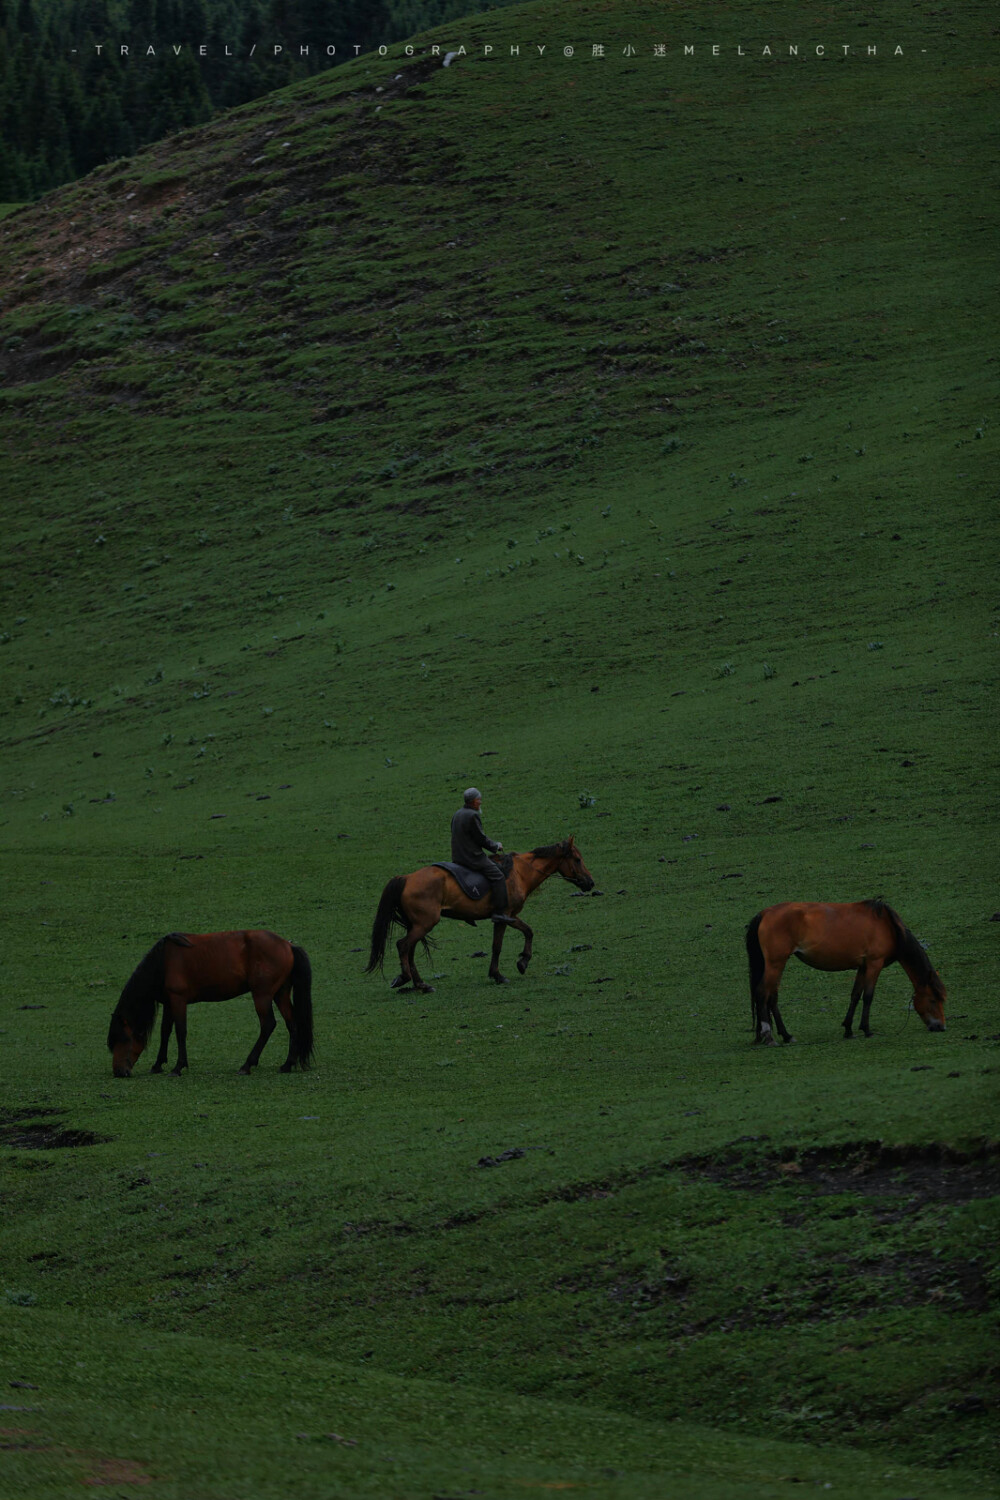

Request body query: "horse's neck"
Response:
[889, 921, 927, 991]
[514, 854, 557, 895]
[896, 952, 926, 991]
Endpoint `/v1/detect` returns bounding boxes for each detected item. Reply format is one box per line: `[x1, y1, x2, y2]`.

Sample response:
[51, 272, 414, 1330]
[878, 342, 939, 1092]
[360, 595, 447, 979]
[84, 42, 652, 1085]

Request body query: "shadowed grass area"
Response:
[0, 1, 998, 1495]
[6, 1303, 989, 1500]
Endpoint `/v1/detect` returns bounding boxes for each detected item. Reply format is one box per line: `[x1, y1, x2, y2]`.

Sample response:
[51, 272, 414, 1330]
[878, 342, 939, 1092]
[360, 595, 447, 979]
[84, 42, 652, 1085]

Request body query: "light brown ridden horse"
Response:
[108, 930, 314, 1076]
[746, 899, 946, 1045]
[366, 838, 595, 991]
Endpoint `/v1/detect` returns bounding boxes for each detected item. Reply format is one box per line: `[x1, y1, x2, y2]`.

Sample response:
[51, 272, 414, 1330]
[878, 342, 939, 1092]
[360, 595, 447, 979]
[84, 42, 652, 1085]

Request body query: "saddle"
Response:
[432, 862, 494, 900]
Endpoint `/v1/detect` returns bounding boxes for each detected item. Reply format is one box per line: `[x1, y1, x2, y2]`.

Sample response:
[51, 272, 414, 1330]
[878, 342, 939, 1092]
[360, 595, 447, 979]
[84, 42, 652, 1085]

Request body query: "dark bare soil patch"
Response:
[0, 1107, 111, 1150]
[678, 1138, 1000, 1206]
[716, 1253, 991, 1335]
[0, 1106, 60, 1125]
[856, 1252, 990, 1313]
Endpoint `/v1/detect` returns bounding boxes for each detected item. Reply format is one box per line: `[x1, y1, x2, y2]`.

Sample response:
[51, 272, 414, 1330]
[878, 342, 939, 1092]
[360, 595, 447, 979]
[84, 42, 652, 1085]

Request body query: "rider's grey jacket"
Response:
[450, 807, 501, 869]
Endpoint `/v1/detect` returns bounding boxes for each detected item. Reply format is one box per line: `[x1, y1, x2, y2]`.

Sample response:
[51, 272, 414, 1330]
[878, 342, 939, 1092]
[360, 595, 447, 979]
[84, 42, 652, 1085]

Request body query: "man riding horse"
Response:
[367, 812, 595, 990]
[451, 788, 513, 922]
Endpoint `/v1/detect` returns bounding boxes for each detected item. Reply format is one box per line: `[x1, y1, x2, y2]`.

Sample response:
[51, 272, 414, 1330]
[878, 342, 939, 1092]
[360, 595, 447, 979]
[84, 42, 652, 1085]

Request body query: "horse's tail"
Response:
[745, 912, 766, 1032]
[107, 935, 178, 1050]
[289, 944, 314, 1069]
[366, 876, 407, 973]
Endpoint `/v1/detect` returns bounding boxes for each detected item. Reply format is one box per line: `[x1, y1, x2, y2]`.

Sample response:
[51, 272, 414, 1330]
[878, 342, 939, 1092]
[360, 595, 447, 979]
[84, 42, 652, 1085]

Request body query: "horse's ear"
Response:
[567, 834, 576, 847]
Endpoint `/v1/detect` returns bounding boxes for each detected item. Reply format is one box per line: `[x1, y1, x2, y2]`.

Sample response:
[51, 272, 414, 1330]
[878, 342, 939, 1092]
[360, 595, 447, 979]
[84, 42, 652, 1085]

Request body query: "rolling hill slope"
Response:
[1, 2, 998, 1496]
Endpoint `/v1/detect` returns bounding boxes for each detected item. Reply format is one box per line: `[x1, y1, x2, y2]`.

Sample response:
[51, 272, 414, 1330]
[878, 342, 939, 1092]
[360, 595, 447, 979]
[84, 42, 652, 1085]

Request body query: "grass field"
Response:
[1, 1, 998, 1495]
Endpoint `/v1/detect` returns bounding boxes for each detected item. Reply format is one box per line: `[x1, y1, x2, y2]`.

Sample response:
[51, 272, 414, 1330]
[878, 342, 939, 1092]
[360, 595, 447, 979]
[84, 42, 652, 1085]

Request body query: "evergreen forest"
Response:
[0, 0, 514, 198]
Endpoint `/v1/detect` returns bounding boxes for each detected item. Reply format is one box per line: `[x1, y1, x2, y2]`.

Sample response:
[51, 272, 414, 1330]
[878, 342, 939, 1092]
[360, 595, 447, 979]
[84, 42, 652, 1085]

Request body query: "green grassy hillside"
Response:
[1, 2, 998, 1496]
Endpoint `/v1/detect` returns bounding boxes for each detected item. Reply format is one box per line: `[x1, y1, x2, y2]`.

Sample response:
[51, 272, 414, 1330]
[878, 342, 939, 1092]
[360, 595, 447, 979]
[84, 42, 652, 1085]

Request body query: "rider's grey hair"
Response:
[463, 787, 482, 805]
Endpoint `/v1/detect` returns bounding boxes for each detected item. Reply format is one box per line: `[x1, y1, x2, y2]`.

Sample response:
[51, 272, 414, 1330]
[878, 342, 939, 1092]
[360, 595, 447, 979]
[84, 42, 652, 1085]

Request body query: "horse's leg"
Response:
[392, 931, 414, 990]
[405, 926, 435, 994]
[239, 993, 277, 1074]
[488, 915, 532, 982]
[859, 960, 885, 1037]
[489, 919, 509, 984]
[388, 880, 442, 994]
[169, 999, 189, 1075]
[770, 995, 795, 1044]
[274, 985, 298, 1072]
[755, 958, 787, 1046]
[513, 916, 534, 975]
[150, 1004, 174, 1072]
[843, 967, 865, 1039]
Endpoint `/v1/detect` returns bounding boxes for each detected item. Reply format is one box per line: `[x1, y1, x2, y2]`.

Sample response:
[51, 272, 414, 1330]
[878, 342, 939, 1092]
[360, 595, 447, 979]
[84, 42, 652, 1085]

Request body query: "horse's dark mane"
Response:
[531, 840, 571, 859]
[107, 933, 188, 1050]
[867, 899, 945, 999]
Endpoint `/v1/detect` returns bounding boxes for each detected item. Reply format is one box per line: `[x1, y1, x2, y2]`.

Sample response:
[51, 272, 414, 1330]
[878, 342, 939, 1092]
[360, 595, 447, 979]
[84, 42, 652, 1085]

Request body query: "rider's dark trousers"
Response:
[468, 859, 508, 914]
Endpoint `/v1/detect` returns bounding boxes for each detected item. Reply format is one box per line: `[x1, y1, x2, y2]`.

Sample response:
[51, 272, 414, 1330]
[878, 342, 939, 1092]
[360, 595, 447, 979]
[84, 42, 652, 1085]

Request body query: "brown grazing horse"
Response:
[107, 930, 314, 1077]
[366, 838, 595, 991]
[746, 899, 946, 1045]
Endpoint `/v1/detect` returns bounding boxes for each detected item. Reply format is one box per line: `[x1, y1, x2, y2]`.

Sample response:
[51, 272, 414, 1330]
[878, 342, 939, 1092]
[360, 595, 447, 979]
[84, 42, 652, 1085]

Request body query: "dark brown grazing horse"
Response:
[107, 930, 314, 1077]
[746, 899, 946, 1045]
[366, 838, 595, 991]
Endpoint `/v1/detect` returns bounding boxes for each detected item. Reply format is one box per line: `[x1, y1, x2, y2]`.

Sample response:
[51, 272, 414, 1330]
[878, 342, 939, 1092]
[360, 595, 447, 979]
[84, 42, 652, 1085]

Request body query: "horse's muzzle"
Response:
[926, 1019, 946, 1033]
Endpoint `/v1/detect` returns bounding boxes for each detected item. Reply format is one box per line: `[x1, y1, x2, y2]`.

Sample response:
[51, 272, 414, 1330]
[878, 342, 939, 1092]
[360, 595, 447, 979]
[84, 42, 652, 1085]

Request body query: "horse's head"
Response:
[107, 1008, 147, 1077]
[556, 836, 595, 892]
[912, 974, 947, 1032]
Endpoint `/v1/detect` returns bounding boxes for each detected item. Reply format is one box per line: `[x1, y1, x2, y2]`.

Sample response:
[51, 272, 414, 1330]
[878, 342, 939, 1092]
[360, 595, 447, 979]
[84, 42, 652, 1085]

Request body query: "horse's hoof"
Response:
[418, 985, 435, 994]
[389, 975, 409, 990]
[278, 1063, 293, 1073]
[238, 1066, 252, 1075]
[516, 960, 528, 975]
[782, 1035, 795, 1045]
[150, 1064, 163, 1074]
[491, 974, 509, 985]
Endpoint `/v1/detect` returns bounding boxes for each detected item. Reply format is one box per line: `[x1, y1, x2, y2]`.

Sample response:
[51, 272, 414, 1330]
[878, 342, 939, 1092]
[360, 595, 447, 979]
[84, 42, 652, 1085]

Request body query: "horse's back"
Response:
[760, 899, 886, 926]
[169, 929, 289, 954]
[405, 864, 454, 900]
[758, 901, 893, 969]
[164, 929, 293, 999]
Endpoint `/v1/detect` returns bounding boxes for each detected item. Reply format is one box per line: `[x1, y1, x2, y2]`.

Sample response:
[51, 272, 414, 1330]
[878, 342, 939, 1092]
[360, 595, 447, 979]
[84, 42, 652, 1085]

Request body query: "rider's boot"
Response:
[490, 882, 515, 924]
